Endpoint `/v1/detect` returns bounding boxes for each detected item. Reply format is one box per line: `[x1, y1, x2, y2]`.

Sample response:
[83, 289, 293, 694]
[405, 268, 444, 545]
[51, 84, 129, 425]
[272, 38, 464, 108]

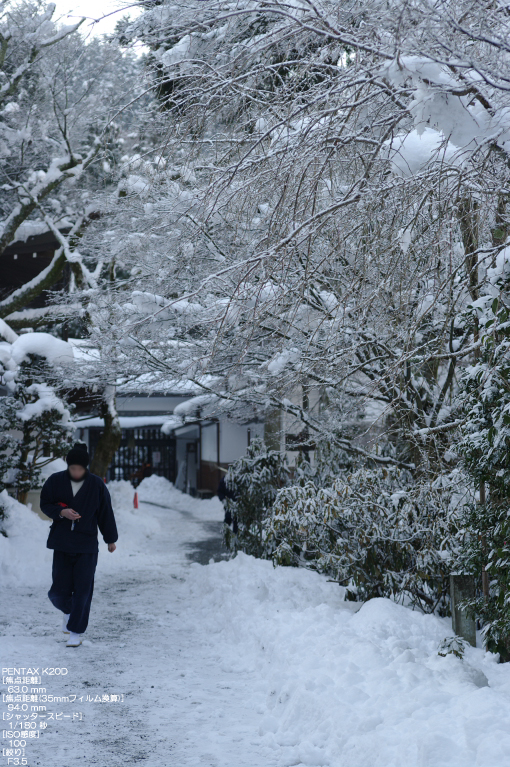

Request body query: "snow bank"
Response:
[181, 552, 510, 767]
[137, 474, 224, 521]
[0, 490, 52, 586]
[107, 479, 162, 544]
[39, 457, 67, 482]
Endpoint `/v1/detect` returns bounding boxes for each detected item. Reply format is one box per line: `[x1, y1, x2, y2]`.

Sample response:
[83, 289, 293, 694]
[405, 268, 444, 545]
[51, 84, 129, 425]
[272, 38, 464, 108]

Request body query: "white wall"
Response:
[219, 420, 263, 463]
[201, 423, 218, 462]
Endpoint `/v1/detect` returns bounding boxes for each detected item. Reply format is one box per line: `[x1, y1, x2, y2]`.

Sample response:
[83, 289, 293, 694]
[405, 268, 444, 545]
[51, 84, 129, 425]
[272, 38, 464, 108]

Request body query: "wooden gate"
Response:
[89, 427, 176, 485]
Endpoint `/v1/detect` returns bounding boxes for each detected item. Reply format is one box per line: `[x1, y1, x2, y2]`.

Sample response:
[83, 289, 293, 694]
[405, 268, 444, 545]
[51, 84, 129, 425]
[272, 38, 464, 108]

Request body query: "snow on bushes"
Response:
[222, 437, 290, 557]
[264, 466, 460, 614]
[454, 294, 510, 659]
[0, 339, 75, 500]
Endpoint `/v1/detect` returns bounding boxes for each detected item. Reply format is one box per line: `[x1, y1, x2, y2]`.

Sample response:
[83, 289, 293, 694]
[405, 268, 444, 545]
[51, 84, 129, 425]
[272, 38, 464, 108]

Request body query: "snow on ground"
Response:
[135, 473, 223, 521]
[2, 476, 510, 766]
[0, 490, 53, 586]
[184, 556, 510, 767]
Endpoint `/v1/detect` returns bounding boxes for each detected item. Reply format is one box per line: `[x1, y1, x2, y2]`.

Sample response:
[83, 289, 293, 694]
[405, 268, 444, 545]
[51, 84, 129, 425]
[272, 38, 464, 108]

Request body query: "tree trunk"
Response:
[90, 386, 121, 480]
[264, 406, 282, 452]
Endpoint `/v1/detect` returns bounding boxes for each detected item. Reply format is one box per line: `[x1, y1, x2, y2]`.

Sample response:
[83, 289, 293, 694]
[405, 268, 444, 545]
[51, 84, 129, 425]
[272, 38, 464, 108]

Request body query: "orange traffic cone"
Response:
[134, 491, 139, 509]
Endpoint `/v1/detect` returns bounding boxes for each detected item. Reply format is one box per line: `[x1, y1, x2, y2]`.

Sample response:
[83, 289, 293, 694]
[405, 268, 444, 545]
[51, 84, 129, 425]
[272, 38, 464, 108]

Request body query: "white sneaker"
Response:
[62, 613, 70, 633]
[66, 631, 82, 647]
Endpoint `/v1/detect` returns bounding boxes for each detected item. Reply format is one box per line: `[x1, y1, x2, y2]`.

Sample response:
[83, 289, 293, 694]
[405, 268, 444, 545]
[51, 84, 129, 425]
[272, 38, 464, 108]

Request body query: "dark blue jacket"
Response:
[40, 469, 118, 554]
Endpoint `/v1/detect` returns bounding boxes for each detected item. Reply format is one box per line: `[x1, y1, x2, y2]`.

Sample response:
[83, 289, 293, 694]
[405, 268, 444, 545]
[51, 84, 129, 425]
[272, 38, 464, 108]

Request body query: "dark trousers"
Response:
[48, 550, 98, 634]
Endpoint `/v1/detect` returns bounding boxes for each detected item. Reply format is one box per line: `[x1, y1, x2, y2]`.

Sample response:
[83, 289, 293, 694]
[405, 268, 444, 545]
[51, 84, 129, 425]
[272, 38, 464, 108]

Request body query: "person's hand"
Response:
[108, 543, 116, 553]
[61, 508, 81, 520]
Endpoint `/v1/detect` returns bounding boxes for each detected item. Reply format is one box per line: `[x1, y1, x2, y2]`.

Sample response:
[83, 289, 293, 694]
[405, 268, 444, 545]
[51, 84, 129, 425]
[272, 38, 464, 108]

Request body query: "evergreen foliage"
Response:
[0, 355, 75, 501]
[264, 465, 459, 614]
[437, 636, 466, 659]
[455, 292, 510, 659]
[223, 437, 290, 557]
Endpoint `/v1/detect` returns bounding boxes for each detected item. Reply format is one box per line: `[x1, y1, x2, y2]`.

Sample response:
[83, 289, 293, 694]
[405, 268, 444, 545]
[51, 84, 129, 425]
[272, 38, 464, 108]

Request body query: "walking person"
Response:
[40, 442, 118, 647]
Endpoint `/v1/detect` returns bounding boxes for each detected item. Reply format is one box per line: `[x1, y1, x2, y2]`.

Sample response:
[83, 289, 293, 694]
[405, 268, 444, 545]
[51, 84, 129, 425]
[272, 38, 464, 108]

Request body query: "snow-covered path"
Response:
[1, 482, 270, 766]
[3, 476, 510, 767]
